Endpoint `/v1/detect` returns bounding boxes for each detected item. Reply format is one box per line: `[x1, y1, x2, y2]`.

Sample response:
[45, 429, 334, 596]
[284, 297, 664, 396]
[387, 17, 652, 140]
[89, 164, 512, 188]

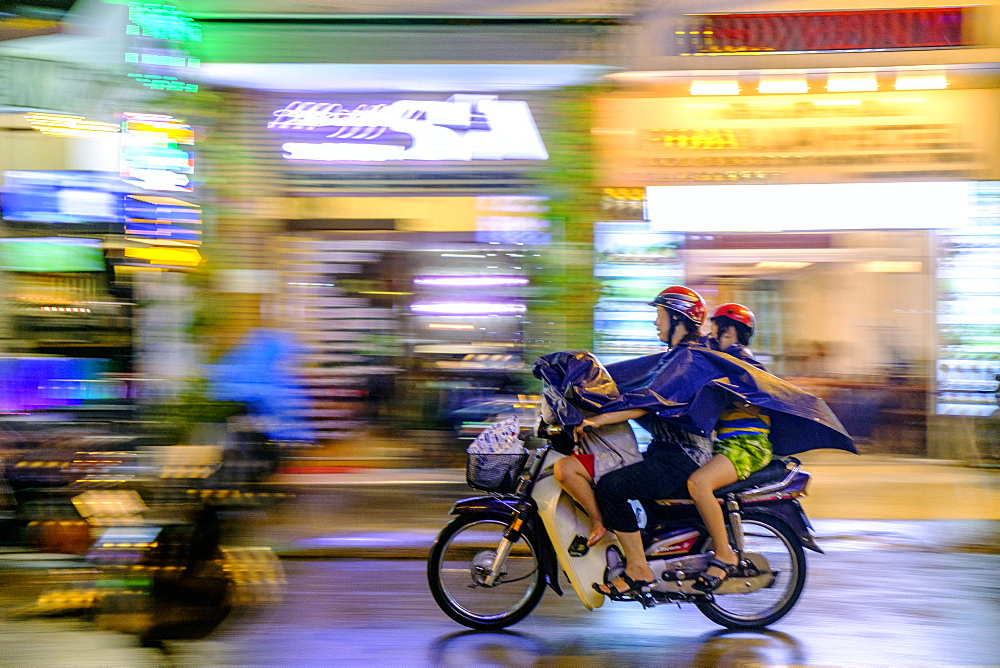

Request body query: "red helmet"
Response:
[648, 286, 707, 326]
[710, 303, 756, 334]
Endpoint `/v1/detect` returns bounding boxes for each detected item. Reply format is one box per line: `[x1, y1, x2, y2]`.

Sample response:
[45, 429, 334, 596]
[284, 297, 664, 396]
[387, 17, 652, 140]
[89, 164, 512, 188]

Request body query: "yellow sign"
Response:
[124, 247, 202, 268]
[595, 89, 1000, 186]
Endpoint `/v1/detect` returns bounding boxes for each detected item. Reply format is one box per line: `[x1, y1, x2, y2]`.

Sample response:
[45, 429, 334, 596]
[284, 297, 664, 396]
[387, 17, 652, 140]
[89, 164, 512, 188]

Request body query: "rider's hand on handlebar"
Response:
[572, 419, 597, 442]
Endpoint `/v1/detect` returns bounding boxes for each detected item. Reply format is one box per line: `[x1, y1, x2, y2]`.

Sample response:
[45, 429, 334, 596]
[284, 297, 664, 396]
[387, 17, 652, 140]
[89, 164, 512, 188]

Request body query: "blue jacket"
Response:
[532, 343, 855, 457]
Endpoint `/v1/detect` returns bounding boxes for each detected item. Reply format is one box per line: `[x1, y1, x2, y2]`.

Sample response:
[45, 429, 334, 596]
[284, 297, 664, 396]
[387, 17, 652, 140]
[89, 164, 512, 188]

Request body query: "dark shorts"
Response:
[595, 447, 702, 533]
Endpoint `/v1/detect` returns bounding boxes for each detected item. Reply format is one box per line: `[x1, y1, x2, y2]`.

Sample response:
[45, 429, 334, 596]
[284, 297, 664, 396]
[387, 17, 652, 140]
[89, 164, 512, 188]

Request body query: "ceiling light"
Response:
[826, 77, 878, 92]
[414, 276, 528, 287]
[690, 81, 740, 96]
[894, 75, 947, 90]
[754, 262, 813, 270]
[758, 80, 808, 94]
[411, 302, 526, 316]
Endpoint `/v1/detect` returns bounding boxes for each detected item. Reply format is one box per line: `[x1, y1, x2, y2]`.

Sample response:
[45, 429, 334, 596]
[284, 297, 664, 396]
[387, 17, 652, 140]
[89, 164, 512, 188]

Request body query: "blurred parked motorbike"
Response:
[0, 419, 286, 645]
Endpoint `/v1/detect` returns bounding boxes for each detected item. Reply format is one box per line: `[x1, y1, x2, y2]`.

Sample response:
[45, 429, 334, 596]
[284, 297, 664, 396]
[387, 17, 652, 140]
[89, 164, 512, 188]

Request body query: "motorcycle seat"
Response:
[652, 459, 794, 505]
[712, 459, 790, 497]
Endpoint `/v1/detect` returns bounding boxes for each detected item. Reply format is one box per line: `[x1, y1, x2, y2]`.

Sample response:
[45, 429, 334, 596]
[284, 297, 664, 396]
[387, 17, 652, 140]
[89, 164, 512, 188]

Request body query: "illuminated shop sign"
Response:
[595, 90, 1000, 186]
[676, 7, 969, 54]
[120, 112, 201, 257]
[120, 112, 194, 192]
[124, 1, 201, 93]
[268, 94, 548, 162]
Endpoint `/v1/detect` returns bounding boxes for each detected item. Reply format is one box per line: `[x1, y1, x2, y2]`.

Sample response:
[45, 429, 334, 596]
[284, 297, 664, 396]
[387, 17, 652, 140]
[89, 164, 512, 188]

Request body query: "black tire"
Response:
[427, 512, 546, 630]
[696, 514, 807, 629]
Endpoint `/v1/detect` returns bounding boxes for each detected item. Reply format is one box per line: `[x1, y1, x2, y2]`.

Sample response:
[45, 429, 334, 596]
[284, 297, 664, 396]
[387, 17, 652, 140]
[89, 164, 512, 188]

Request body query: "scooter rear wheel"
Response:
[695, 514, 806, 629]
[427, 512, 545, 630]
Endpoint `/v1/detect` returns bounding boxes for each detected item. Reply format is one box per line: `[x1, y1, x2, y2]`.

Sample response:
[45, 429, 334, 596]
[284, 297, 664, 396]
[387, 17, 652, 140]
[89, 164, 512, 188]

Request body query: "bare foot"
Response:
[587, 524, 607, 547]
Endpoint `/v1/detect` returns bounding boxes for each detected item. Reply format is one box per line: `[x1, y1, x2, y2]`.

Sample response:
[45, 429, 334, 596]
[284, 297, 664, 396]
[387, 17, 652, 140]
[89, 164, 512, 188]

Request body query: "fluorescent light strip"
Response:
[414, 276, 528, 287]
[411, 302, 526, 315]
[758, 80, 808, 94]
[690, 81, 740, 96]
[826, 78, 878, 92]
[428, 323, 475, 330]
[894, 76, 947, 90]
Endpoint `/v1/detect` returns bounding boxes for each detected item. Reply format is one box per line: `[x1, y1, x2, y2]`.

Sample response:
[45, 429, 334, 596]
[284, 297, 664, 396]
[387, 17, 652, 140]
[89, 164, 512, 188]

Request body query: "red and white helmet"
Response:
[710, 303, 756, 337]
[648, 286, 707, 326]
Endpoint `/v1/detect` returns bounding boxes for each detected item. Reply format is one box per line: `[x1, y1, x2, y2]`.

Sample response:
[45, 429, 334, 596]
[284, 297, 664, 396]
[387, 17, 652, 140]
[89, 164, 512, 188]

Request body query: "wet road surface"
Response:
[2, 535, 998, 667]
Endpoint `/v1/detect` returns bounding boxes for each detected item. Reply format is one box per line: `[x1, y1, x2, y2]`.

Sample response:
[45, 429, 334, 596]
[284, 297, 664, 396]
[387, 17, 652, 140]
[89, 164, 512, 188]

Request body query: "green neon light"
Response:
[127, 2, 202, 43]
[140, 53, 187, 67]
[127, 72, 198, 92]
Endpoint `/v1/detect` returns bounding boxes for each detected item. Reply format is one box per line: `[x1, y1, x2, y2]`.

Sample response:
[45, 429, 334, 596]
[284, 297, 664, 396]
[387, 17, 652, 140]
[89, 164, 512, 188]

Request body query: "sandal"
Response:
[593, 572, 652, 601]
[692, 558, 740, 593]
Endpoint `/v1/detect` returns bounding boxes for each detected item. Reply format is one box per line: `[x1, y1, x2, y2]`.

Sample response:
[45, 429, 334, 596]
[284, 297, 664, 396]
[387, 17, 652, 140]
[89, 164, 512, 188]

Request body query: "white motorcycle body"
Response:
[530, 466, 616, 610]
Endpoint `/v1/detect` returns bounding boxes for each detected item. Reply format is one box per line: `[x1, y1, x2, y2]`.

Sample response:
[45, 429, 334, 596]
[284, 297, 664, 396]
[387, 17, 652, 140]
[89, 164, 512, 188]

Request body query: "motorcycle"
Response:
[427, 421, 820, 630]
[0, 426, 285, 645]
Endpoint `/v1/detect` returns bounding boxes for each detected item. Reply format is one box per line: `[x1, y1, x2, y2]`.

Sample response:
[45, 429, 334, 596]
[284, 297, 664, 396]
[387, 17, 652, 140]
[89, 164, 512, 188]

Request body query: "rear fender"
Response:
[745, 499, 824, 553]
[449, 495, 563, 596]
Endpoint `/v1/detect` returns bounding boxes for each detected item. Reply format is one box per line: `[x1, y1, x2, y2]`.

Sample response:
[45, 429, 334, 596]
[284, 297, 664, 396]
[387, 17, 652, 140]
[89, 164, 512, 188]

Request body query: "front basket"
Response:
[466, 452, 529, 493]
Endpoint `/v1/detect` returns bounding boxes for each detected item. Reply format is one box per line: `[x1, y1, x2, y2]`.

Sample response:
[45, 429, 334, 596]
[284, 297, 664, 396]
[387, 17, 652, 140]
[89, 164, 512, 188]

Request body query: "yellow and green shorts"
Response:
[714, 433, 772, 480]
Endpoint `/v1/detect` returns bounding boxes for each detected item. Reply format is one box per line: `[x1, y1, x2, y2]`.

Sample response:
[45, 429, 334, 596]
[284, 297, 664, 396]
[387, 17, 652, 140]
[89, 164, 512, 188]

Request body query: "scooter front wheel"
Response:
[427, 512, 545, 630]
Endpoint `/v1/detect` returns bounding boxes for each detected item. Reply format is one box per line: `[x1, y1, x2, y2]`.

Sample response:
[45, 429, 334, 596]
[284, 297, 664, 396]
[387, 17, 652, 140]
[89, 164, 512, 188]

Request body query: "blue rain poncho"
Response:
[533, 342, 855, 457]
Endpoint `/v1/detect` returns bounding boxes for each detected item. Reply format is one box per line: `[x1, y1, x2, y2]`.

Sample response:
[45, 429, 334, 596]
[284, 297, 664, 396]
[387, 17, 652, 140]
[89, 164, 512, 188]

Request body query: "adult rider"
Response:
[571, 286, 714, 598]
[557, 288, 854, 599]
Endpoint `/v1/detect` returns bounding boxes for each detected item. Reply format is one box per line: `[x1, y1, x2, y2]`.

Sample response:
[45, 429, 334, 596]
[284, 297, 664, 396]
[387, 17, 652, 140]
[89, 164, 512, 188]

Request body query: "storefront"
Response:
[179, 14, 620, 448]
[214, 90, 564, 445]
[593, 1, 1000, 459]
[0, 2, 208, 414]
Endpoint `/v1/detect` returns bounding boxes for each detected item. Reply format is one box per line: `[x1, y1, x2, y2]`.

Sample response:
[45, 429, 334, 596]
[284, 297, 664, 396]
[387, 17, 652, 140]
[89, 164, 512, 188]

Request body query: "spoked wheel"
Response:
[427, 512, 545, 630]
[696, 514, 806, 629]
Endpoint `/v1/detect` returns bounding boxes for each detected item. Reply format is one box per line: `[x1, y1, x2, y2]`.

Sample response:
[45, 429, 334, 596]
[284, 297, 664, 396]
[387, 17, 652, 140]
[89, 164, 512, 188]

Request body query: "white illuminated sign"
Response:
[647, 182, 971, 232]
[268, 94, 548, 162]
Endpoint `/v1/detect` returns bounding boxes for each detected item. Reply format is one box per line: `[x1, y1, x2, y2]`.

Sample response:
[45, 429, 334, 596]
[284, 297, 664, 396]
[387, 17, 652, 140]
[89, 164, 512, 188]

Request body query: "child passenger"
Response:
[687, 305, 773, 591]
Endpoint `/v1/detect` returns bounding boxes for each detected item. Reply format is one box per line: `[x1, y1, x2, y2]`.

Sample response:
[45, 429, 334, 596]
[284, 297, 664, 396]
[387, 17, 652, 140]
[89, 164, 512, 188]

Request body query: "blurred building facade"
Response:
[0, 1, 196, 415]
[0, 0, 999, 464]
[594, 0, 1000, 460]
[156, 0, 630, 454]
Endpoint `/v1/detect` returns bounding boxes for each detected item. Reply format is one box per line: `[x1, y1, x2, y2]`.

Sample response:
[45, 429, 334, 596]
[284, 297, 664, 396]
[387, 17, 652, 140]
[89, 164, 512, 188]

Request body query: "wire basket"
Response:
[466, 452, 529, 493]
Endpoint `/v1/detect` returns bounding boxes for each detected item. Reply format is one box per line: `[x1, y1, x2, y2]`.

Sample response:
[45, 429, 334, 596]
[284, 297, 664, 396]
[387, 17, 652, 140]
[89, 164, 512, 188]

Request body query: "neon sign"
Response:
[120, 113, 194, 192]
[126, 2, 202, 43]
[124, 2, 201, 93]
[268, 95, 548, 162]
[677, 7, 969, 54]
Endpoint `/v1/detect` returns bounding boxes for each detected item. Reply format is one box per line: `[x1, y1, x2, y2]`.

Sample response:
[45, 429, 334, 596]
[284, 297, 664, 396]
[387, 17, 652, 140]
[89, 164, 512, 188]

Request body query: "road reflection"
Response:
[430, 630, 546, 667]
[691, 629, 806, 667]
[429, 626, 807, 666]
